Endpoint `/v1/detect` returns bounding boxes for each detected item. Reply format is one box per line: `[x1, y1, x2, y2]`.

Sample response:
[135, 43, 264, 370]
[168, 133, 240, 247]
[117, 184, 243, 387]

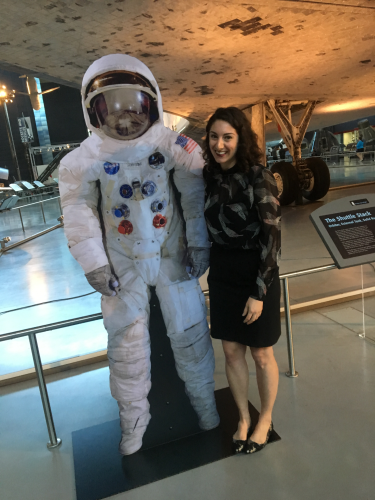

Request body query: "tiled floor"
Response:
[1, 307, 375, 500]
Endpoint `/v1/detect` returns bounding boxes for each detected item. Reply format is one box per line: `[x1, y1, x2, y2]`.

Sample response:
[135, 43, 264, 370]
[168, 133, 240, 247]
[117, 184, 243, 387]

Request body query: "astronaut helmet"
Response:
[84, 70, 159, 141]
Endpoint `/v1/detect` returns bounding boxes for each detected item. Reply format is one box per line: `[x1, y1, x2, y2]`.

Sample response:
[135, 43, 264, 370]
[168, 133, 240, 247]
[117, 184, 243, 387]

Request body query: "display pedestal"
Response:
[72, 289, 280, 500]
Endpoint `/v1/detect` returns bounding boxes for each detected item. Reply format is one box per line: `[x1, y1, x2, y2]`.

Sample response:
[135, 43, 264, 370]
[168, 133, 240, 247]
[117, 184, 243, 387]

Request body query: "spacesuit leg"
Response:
[102, 271, 151, 455]
[156, 263, 220, 430]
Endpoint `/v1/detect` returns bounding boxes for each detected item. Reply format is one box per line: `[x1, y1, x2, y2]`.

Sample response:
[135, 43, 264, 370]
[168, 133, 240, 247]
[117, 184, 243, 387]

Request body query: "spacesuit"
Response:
[59, 54, 219, 455]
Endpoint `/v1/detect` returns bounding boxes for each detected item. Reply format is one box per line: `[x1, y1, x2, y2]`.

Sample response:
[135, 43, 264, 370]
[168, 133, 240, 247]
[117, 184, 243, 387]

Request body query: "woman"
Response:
[203, 107, 281, 454]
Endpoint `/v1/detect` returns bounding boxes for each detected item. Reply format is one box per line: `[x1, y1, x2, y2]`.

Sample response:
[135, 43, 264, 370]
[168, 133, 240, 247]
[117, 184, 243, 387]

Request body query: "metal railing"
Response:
[0, 197, 63, 256]
[0, 313, 102, 449]
[0, 186, 58, 207]
[6, 195, 62, 229]
[1, 260, 353, 449]
[267, 150, 375, 166]
[279, 263, 336, 377]
[319, 150, 375, 161]
[28, 143, 81, 177]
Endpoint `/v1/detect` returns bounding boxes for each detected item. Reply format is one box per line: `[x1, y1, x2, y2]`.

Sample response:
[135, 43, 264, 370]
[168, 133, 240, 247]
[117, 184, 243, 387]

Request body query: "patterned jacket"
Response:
[204, 164, 281, 301]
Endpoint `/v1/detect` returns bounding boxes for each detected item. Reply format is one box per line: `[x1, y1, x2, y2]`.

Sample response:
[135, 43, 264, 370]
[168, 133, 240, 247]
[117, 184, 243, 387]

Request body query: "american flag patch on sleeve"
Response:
[175, 134, 198, 154]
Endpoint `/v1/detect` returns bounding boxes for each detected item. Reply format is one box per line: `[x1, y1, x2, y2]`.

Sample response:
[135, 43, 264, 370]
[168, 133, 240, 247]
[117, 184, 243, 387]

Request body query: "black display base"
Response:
[72, 289, 280, 500]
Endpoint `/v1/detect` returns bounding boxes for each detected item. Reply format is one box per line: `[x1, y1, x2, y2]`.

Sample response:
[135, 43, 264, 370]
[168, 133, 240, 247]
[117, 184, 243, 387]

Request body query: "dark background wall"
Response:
[0, 69, 39, 182]
[41, 82, 88, 145]
[0, 68, 88, 182]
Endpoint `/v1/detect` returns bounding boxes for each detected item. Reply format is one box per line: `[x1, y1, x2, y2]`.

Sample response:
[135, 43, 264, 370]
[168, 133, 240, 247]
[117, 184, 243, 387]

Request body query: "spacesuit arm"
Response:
[172, 142, 210, 249]
[59, 151, 109, 274]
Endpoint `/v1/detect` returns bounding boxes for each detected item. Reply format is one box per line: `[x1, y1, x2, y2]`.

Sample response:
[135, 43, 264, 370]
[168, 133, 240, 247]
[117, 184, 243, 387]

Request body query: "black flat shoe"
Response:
[245, 421, 273, 454]
[233, 424, 254, 454]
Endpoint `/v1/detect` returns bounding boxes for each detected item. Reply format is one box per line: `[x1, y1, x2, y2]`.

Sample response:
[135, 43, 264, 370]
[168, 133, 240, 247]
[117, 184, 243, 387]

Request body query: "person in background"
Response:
[311, 146, 320, 157]
[203, 107, 281, 455]
[272, 145, 279, 160]
[279, 145, 287, 160]
[356, 135, 365, 162]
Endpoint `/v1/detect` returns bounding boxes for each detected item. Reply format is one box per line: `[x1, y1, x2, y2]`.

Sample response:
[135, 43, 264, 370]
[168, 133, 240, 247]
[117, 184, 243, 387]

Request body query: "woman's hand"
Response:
[242, 297, 263, 324]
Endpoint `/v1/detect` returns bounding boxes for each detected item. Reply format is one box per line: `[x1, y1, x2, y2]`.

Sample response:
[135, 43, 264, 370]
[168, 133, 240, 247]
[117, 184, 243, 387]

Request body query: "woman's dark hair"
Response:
[203, 107, 263, 175]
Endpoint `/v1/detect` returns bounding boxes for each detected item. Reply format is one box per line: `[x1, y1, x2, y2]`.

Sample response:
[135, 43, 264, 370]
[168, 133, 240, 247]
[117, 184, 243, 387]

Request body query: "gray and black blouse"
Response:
[204, 164, 281, 301]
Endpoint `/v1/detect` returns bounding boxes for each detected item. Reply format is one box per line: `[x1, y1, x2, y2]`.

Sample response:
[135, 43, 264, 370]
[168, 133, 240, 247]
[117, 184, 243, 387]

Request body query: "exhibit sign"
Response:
[310, 194, 375, 269]
[18, 116, 34, 143]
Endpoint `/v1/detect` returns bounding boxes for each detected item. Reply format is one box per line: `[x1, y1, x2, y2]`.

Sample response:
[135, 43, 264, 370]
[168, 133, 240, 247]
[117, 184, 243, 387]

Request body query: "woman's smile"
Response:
[209, 119, 239, 170]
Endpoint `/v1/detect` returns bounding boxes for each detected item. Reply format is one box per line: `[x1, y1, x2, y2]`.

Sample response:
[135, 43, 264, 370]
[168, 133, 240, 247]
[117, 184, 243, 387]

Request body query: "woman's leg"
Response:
[249, 346, 279, 444]
[222, 340, 251, 440]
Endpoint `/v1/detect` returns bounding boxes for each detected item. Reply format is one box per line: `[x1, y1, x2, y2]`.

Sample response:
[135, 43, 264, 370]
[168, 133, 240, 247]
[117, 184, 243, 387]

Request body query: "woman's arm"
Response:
[251, 166, 281, 301]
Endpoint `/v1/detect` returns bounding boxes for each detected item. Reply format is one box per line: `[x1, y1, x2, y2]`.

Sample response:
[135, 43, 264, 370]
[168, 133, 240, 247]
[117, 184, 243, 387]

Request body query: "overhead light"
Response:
[0, 85, 16, 102]
[318, 99, 375, 113]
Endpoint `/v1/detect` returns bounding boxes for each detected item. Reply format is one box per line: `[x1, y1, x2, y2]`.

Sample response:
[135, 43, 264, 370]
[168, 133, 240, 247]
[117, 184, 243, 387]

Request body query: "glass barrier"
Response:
[0, 292, 106, 377]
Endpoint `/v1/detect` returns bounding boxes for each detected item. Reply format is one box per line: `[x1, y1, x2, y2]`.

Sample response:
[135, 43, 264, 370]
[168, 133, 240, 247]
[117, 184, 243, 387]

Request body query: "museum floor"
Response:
[1, 169, 375, 499]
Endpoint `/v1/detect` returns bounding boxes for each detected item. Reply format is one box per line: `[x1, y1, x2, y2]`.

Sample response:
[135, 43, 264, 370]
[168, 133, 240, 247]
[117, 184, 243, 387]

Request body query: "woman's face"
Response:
[208, 119, 239, 170]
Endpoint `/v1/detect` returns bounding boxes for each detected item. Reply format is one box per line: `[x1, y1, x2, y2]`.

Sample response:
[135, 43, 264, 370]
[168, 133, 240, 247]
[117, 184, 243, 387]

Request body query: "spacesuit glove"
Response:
[187, 247, 210, 278]
[85, 264, 119, 297]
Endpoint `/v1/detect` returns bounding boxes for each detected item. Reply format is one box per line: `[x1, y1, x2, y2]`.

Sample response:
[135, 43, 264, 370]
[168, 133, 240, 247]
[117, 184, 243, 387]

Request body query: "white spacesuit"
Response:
[59, 54, 219, 455]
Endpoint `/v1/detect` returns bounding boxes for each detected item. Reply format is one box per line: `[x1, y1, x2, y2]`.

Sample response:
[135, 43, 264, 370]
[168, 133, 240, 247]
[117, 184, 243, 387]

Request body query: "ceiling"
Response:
[1, 0, 375, 134]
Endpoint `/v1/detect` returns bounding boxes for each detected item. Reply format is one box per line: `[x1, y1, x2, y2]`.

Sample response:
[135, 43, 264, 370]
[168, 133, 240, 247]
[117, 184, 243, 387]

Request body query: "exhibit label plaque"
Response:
[17, 116, 34, 143]
[310, 194, 375, 269]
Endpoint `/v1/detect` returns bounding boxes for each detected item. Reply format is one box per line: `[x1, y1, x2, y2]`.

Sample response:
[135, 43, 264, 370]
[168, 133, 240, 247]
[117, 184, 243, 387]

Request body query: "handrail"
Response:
[8, 196, 61, 212]
[279, 264, 336, 280]
[0, 197, 63, 252]
[0, 262, 337, 342]
[0, 220, 64, 256]
[0, 313, 103, 342]
[267, 151, 375, 165]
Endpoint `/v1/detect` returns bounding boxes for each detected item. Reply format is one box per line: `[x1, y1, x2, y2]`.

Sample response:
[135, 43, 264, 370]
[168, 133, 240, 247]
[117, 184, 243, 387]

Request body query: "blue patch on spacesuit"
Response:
[103, 162, 120, 175]
[175, 135, 189, 148]
[151, 199, 166, 213]
[113, 204, 130, 218]
[141, 181, 157, 197]
[148, 152, 165, 169]
[119, 184, 133, 199]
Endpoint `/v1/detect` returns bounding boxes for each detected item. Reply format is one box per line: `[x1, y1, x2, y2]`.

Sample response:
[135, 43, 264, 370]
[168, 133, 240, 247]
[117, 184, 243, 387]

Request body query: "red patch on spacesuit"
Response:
[118, 220, 133, 235]
[153, 214, 167, 228]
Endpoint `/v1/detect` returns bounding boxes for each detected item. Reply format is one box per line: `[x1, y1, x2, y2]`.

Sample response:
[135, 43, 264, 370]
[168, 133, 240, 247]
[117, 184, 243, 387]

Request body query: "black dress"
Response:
[204, 163, 281, 348]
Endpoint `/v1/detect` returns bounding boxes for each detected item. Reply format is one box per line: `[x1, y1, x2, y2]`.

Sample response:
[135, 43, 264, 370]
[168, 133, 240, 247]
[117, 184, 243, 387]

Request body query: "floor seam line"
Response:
[313, 309, 364, 335]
